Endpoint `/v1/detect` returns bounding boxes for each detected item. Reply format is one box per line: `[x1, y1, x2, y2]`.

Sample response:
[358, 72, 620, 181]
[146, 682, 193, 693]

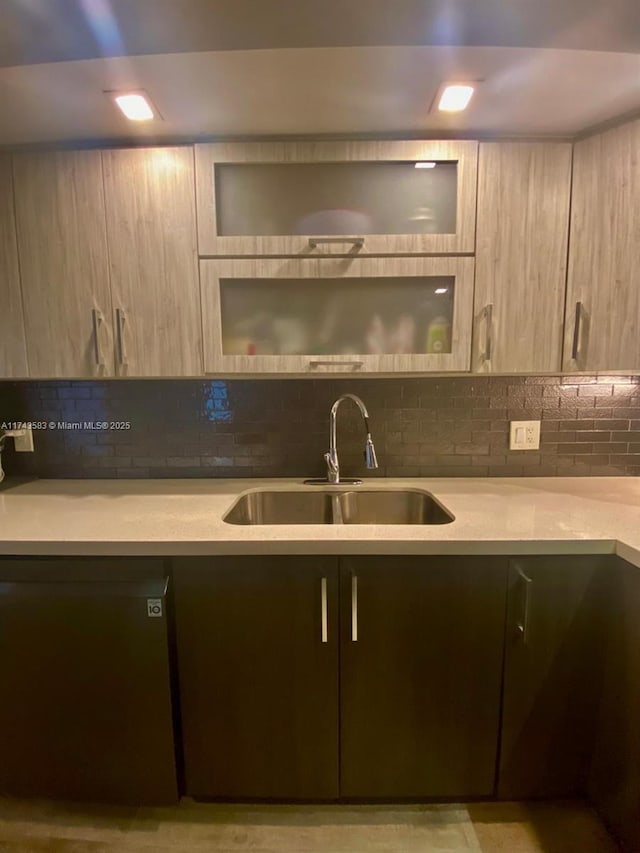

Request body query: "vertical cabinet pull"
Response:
[351, 574, 358, 642]
[91, 309, 104, 368]
[115, 308, 127, 367]
[571, 301, 583, 362]
[320, 577, 328, 644]
[515, 565, 533, 643]
[483, 303, 493, 362]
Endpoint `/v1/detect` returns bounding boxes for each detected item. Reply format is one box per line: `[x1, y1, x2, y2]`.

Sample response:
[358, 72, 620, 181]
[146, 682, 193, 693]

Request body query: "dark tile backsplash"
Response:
[1, 375, 640, 480]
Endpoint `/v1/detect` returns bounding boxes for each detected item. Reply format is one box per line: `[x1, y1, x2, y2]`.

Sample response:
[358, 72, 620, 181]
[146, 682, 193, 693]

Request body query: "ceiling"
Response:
[2, 0, 640, 146]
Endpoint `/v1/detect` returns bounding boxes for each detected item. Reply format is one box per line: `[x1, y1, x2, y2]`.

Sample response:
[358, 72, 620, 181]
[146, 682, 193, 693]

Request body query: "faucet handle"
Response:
[324, 450, 339, 483]
[364, 435, 378, 470]
[324, 451, 338, 473]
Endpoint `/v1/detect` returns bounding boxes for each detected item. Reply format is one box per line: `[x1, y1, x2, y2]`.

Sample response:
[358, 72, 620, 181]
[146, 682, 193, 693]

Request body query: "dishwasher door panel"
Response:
[0, 563, 178, 805]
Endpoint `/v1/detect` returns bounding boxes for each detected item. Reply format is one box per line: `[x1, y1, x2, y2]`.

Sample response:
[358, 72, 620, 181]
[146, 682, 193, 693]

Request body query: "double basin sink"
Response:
[224, 488, 455, 526]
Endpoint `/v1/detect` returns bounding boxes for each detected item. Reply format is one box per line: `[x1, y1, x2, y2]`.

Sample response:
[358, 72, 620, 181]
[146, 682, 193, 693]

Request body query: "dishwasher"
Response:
[0, 558, 179, 805]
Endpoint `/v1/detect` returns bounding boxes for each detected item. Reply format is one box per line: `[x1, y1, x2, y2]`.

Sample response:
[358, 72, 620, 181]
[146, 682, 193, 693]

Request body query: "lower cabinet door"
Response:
[499, 556, 610, 798]
[174, 557, 339, 799]
[339, 556, 507, 798]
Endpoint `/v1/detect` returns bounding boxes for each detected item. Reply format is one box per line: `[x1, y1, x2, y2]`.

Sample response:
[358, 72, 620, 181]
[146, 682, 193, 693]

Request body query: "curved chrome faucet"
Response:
[306, 393, 378, 485]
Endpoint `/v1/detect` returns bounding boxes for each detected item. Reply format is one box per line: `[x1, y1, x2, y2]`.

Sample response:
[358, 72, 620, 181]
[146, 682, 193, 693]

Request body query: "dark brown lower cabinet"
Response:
[499, 556, 610, 799]
[173, 557, 339, 799]
[589, 557, 640, 852]
[0, 558, 178, 805]
[339, 556, 508, 798]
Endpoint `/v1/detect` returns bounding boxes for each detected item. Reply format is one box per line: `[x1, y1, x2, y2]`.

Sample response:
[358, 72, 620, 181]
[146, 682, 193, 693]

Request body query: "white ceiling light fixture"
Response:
[107, 90, 157, 121]
[435, 287, 448, 294]
[437, 83, 475, 112]
[415, 161, 437, 168]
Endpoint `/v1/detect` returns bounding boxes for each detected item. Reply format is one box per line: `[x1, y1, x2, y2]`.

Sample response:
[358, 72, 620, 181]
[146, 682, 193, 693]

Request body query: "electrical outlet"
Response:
[11, 426, 34, 452]
[510, 420, 540, 451]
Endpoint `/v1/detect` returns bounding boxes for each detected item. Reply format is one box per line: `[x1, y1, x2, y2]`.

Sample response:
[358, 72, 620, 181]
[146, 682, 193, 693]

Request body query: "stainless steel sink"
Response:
[223, 489, 454, 525]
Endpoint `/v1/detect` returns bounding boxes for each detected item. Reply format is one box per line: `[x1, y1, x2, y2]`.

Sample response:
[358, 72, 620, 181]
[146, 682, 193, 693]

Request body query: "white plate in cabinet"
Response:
[200, 256, 475, 374]
[195, 141, 478, 256]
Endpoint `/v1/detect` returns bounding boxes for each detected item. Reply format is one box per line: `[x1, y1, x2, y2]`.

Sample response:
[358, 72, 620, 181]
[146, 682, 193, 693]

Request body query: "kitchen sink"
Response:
[223, 488, 455, 525]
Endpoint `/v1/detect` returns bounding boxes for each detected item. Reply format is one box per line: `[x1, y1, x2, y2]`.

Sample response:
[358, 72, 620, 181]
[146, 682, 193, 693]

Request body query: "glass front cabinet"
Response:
[200, 257, 475, 374]
[195, 141, 478, 256]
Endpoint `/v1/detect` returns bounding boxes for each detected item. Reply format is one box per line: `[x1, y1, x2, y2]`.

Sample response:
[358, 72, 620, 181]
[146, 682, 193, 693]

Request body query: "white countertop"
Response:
[0, 476, 639, 566]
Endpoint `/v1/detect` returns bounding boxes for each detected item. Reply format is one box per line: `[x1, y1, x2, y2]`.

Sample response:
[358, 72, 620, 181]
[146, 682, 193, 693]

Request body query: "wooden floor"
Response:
[0, 798, 619, 852]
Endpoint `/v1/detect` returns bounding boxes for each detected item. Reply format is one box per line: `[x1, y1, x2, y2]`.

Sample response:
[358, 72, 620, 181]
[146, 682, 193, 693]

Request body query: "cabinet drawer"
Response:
[201, 256, 475, 374]
[195, 140, 478, 256]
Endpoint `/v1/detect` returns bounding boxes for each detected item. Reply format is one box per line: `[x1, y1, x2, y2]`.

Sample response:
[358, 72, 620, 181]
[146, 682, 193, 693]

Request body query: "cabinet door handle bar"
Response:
[309, 360, 364, 370]
[351, 574, 358, 642]
[91, 309, 104, 368]
[483, 303, 493, 362]
[308, 236, 365, 248]
[571, 301, 583, 361]
[320, 576, 328, 644]
[515, 565, 533, 643]
[115, 308, 127, 367]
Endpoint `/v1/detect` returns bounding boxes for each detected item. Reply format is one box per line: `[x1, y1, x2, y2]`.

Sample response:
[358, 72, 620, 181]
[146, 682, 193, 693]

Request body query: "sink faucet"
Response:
[321, 394, 379, 485]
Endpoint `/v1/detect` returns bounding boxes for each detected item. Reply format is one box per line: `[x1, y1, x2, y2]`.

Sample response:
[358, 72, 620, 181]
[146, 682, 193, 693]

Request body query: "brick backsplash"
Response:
[1, 375, 640, 480]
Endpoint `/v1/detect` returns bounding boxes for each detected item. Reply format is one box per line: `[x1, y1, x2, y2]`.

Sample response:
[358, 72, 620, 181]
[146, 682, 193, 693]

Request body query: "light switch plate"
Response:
[510, 420, 541, 451]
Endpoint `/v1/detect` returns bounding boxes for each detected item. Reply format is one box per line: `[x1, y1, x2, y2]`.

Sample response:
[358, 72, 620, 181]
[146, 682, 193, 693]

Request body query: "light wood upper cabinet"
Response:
[473, 142, 572, 374]
[13, 151, 114, 378]
[195, 140, 478, 256]
[102, 147, 203, 377]
[0, 155, 28, 378]
[200, 256, 475, 374]
[565, 119, 640, 371]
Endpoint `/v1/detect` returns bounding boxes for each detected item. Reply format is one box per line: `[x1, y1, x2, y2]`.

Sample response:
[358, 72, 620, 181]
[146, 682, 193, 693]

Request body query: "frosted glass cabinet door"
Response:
[195, 141, 478, 256]
[200, 257, 475, 374]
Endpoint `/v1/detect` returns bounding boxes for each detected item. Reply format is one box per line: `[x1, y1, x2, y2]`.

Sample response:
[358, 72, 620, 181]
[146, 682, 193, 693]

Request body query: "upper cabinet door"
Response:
[0, 155, 28, 378]
[200, 255, 475, 374]
[195, 140, 478, 256]
[565, 120, 640, 371]
[102, 147, 203, 377]
[13, 151, 114, 378]
[473, 142, 572, 373]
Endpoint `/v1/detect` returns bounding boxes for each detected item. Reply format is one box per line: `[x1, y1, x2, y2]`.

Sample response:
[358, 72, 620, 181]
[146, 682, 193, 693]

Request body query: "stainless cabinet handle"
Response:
[351, 574, 358, 642]
[115, 308, 127, 367]
[571, 301, 583, 361]
[91, 309, 104, 368]
[515, 565, 532, 643]
[309, 360, 364, 370]
[321, 577, 328, 644]
[483, 303, 493, 361]
[308, 236, 364, 248]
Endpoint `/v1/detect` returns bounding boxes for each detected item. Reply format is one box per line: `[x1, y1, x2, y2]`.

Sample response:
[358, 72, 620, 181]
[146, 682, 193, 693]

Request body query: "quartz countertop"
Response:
[0, 476, 639, 566]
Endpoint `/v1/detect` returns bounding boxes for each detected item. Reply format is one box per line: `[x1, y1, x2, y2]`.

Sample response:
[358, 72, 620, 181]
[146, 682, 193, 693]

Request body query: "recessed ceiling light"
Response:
[108, 91, 156, 121]
[435, 288, 448, 294]
[438, 84, 475, 112]
[415, 161, 437, 169]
